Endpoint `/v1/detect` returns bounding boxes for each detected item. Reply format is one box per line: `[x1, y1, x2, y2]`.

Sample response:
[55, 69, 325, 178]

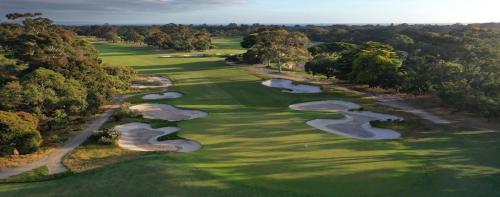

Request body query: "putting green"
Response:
[1, 38, 500, 197]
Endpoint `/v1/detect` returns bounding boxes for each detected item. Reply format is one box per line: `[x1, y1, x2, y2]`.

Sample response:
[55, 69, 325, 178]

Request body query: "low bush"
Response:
[92, 128, 120, 145]
[112, 103, 142, 121]
[225, 55, 242, 62]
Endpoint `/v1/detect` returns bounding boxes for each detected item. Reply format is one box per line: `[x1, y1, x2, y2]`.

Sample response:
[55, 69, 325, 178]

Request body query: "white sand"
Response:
[130, 103, 208, 121]
[262, 79, 322, 93]
[142, 92, 183, 100]
[290, 100, 360, 112]
[290, 100, 403, 140]
[131, 76, 173, 89]
[115, 122, 201, 152]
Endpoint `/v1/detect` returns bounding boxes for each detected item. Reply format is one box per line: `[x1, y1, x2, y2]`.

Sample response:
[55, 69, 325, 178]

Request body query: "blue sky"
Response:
[0, 0, 499, 25]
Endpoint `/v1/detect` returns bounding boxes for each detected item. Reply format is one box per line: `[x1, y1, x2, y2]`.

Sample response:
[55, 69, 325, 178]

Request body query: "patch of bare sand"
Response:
[262, 78, 322, 93]
[114, 123, 201, 152]
[290, 100, 402, 140]
[142, 92, 183, 100]
[131, 76, 173, 89]
[130, 104, 208, 121]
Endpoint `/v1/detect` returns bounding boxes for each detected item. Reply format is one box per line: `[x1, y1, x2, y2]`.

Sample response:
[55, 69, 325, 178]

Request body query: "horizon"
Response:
[1, 0, 500, 25]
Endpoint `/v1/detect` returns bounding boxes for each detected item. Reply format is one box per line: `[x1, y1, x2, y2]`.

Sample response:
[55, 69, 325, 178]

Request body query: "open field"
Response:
[1, 38, 500, 196]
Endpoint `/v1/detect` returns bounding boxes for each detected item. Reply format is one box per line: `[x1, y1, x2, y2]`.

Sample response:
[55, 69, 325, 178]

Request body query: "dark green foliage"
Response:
[308, 42, 357, 56]
[304, 55, 339, 79]
[241, 28, 310, 71]
[144, 31, 170, 48]
[92, 128, 120, 145]
[122, 29, 144, 43]
[0, 13, 135, 150]
[0, 111, 42, 156]
[103, 31, 120, 43]
[242, 49, 263, 64]
[240, 34, 257, 48]
[305, 42, 359, 80]
[144, 25, 212, 51]
[350, 42, 403, 89]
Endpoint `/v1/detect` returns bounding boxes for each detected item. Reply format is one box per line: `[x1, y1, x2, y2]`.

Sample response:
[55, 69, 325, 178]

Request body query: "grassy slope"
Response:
[2, 38, 500, 196]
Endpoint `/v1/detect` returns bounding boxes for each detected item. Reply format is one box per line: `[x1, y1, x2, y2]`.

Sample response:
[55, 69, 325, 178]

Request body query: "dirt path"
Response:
[0, 97, 126, 179]
[242, 64, 453, 125]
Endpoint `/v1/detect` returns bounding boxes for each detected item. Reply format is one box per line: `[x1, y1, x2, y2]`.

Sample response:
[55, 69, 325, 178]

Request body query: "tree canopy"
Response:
[0, 13, 135, 155]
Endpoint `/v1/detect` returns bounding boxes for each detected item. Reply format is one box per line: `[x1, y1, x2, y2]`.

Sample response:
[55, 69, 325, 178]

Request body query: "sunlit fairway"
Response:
[2, 38, 500, 196]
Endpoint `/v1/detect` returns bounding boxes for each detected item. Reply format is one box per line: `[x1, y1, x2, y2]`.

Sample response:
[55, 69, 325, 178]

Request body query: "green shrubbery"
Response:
[92, 128, 120, 145]
[0, 111, 42, 156]
[0, 13, 136, 156]
[112, 103, 142, 121]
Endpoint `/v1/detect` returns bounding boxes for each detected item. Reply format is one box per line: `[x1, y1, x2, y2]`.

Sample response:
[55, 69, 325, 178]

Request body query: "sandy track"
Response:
[130, 104, 208, 121]
[0, 97, 127, 179]
[290, 100, 403, 140]
[262, 78, 322, 93]
[114, 123, 201, 152]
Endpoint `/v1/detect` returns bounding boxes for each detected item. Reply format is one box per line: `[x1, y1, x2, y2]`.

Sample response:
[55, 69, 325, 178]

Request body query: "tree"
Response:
[0, 13, 133, 116]
[249, 29, 310, 72]
[308, 42, 357, 56]
[388, 34, 414, 50]
[351, 42, 403, 88]
[21, 68, 88, 119]
[122, 29, 144, 43]
[241, 34, 257, 48]
[0, 111, 42, 156]
[400, 55, 439, 95]
[192, 30, 212, 50]
[145, 31, 170, 48]
[103, 31, 120, 43]
[305, 55, 339, 79]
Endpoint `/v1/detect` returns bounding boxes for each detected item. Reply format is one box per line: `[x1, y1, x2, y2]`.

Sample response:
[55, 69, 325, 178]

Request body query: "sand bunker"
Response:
[142, 92, 183, 100]
[131, 76, 173, 89]
[262, 79, 322, 93]
[114, 123, 201, 152]
[130, 104, 208, 121]
[290, 100, 403, 140]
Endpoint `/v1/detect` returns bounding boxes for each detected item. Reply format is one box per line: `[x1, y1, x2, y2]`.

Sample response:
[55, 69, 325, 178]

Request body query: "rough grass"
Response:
[2, 38, 500, 197]
[0, 166, 70, 184]
[63, 141, 144, 173]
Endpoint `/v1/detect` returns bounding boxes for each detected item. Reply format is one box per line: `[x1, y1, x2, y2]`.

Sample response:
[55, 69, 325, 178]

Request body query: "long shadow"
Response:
[4, 44, 500, 196]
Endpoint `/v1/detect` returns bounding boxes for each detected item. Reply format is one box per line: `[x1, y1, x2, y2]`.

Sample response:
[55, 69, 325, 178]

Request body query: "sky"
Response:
[0, 0, 500, 25]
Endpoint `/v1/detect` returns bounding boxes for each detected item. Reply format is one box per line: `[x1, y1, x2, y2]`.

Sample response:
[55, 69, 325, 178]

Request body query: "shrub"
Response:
[0, 111, 42, 156]
[112, 103, 142, 121]
[225, 55, 242, 63]
[92, 128, 120, 145]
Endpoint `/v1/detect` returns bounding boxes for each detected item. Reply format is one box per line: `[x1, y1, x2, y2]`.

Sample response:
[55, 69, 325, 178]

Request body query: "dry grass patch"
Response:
[64, 143, 144, 173]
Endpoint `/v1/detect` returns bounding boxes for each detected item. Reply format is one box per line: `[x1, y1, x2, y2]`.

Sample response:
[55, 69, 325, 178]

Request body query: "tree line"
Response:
[71, 24, 212, 51]
[0, 13, 134, 156]
[235, 26, 500, 120]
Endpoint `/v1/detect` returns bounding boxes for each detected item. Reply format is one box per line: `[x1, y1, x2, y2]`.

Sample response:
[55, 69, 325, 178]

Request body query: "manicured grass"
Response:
[2, 38, 500, 196]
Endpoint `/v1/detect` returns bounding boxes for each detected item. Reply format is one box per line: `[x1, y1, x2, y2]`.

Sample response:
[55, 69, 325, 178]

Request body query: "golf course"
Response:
[1, 37, 499, 196]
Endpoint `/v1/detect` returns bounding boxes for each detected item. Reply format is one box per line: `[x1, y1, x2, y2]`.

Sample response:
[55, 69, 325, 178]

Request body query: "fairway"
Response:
[2, 38, 500, 196]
